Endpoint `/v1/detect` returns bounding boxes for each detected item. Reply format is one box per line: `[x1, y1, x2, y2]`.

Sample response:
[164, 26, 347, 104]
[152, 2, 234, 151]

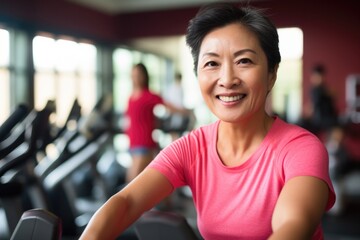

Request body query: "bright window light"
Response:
[33, 36, 56, 70]
[0, 28, 10, 124]
[278, 27, 303, 60]
[78, 43, 97, 73]
[33, 35, 97, 125]
[272, 27, 304, 123]
[55, 39, 79, 72]
[0, 29, 9, 66]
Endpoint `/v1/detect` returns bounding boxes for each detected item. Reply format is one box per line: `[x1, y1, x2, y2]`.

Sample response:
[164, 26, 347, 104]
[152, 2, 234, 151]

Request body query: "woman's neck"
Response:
[216, 114, 274, 167]
[132, 87, 146, 97]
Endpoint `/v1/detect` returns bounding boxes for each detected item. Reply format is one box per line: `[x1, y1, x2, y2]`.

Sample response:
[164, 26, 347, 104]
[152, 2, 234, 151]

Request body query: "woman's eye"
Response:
[237, 58, 252, 65]
[204, 61, 218, 67]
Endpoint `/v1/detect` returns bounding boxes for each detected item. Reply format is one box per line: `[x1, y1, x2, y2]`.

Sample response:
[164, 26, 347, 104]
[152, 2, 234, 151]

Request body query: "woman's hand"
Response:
[79, 168, 173, 240]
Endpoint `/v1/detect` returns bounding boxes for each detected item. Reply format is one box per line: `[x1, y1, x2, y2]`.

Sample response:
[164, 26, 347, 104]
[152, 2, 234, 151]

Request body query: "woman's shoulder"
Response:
[271, 117, 324, 147]
[273, 117, 317, 136]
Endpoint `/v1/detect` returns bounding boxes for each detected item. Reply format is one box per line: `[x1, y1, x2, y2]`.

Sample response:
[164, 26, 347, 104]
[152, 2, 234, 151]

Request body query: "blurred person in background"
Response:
[309, 64, 338, 135]
[125, 63, 189, 183]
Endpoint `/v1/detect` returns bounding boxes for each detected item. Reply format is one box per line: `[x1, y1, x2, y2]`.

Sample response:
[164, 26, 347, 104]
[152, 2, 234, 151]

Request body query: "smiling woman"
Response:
[79, 3, 335, 240]
[196, 23, 276, 124]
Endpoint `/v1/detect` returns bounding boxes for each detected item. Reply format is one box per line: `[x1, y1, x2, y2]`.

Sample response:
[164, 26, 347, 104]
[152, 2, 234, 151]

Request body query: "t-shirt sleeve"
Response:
[152, 93, 164, 106]
[280, 134, 336, 211]
[147, 137, 188, 188]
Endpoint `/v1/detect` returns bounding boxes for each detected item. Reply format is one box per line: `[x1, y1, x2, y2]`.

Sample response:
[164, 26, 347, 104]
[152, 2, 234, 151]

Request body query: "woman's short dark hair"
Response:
[186, 3, 281, 74]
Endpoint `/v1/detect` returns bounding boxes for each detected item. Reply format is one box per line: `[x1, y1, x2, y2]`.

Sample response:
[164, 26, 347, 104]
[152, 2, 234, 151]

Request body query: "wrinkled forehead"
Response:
[198, 23, 262, 58]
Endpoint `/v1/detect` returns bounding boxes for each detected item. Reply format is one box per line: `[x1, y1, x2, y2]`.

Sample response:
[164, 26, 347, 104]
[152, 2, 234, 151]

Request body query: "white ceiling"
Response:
[68, 0, 242, 14]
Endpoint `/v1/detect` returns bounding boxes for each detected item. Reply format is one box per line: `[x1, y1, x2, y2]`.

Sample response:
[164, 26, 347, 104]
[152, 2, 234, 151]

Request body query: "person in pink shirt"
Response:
[125, 63, 164, 183]
[125, 63, 189, 183]
[80, 3, 335, 240]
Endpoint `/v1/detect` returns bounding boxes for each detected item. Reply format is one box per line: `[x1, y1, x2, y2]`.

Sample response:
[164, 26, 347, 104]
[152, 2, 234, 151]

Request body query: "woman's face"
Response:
[131, 66, 146, 89]
[197, 23, 277, 123]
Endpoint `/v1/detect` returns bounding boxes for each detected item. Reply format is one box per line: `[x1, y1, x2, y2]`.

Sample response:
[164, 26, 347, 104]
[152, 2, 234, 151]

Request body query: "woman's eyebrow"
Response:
[234, 49, 257, 57]
[201, 52, 219, 58]
[201, 48, 257, 58]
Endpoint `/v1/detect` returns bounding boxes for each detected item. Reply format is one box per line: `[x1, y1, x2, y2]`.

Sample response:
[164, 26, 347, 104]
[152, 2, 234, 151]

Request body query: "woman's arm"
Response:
[269, 176, 329, 240]
[162, 100, 191, 115]
[79, 168, 173, 240]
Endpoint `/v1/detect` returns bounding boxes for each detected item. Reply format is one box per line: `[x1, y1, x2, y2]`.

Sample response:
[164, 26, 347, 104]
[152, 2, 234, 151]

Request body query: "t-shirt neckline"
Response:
[212, 116, 280, 171]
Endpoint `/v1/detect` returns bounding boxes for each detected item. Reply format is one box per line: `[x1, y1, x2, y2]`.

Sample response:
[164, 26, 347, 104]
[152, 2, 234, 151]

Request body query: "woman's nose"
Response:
[218, 65, 241, 88]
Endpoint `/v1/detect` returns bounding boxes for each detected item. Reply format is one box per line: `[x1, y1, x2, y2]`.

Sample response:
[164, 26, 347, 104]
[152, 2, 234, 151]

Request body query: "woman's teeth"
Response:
[218, 95, 244, 102]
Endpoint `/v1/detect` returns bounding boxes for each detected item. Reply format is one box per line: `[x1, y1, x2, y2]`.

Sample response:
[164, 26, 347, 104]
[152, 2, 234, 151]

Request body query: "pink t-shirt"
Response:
[148, 117, 335, 240]
[126, 89, 163, 149]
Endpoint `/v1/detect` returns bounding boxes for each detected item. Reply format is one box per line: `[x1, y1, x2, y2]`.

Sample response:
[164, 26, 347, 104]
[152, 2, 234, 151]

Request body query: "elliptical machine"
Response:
[0, 104, 53, 238]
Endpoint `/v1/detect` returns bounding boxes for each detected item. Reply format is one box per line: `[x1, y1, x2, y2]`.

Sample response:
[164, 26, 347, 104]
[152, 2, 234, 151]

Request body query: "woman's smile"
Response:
[217, 93, 247, 103]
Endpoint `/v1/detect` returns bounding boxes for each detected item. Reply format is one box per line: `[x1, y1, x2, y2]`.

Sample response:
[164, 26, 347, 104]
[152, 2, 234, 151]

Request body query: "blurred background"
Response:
[0, 0, 360, 239]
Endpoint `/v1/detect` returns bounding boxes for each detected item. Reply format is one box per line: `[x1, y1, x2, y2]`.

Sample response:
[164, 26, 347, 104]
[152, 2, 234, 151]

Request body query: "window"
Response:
[0, 28, 10, 124]
[272, 27, 304, 123]
[113, 48, 134, 113]
[33, 35, 97, 126]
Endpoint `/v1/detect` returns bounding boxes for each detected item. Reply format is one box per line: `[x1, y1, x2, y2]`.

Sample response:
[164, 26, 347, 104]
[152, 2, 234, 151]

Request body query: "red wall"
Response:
[1, 0, 360, 115]
[0, 0, 118, 44]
